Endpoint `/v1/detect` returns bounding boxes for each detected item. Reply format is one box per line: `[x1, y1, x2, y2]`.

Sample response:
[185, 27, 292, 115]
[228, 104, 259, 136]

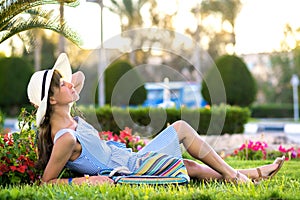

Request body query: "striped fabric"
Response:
[114, 176, 188, 185]
[134, 152, 189, 180]
[100, 151, 190, 185]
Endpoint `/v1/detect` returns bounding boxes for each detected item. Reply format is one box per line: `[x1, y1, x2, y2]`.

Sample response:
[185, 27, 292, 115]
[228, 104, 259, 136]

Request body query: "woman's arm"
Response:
[41, 132, 113, 185]
[71, 71, 85, 95]
[44, 174, 114, 185]
[42, 133, 76, 183]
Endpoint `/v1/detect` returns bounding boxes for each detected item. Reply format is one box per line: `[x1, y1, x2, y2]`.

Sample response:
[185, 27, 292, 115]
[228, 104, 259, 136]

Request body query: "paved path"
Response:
[244, 119, 300, 144]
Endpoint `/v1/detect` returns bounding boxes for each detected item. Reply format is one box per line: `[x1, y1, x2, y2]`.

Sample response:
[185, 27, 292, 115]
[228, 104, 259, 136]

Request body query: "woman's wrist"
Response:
[67, 176, 88, 185]
[68, 177, 73, 185]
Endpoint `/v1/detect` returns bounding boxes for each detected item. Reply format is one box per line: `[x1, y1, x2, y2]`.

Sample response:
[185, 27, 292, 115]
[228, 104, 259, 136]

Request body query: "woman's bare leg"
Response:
[183, 159, 281, 181]
[173, 120, 283, 182]
[172, 120, 248, 182]
[183, 159, 223, 180]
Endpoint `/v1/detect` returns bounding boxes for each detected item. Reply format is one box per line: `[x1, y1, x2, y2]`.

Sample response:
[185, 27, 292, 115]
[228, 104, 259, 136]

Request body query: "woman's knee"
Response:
[172, 120, 189, 132]
[183, 159, 201, 176]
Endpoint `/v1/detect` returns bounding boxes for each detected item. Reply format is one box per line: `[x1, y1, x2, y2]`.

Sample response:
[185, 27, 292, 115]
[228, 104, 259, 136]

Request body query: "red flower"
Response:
[119, 127, 133, 142]
[0, 163, 9, 173]
[10, 166, 17, 172]
[2, 156, 11, 164]
[234, 149, 239, 155]
[27, 169, 35, 181]
[26, 159, 35, 167]
[99, 127, 145, 152]
[99, 131, 114, 140]
[16, 165, 27, 173]
[3, 133, 14, 146]
[18, 155, 25, 161]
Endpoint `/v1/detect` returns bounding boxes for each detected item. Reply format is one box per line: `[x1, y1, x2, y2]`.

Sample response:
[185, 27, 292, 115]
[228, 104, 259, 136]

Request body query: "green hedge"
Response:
[80, 105, 250, 136]
[250, 104, 297, 118]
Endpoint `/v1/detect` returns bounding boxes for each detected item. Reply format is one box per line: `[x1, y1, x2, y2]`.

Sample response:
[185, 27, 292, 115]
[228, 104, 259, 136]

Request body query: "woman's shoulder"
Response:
[53, 128, 76, 144]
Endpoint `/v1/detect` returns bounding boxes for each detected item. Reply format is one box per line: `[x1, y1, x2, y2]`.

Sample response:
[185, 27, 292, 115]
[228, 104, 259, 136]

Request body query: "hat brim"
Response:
[36, 53, 72, 126]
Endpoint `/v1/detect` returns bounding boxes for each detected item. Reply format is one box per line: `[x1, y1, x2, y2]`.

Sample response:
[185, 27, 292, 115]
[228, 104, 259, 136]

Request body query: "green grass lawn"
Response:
[1, 159, 299, 200]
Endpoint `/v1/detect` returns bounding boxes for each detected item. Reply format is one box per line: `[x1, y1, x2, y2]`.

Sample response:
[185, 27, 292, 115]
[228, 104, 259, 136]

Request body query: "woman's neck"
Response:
[50, 105, 77, 134]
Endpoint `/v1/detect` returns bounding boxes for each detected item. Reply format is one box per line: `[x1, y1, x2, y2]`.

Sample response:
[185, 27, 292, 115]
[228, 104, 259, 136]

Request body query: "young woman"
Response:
[27, 53, 284, 185]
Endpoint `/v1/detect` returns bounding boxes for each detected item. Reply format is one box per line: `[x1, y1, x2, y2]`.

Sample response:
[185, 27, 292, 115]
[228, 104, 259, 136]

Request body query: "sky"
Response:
[2, 0, 300, 55]
[62, 0, 300, 55]
[234, 0, 300, 54]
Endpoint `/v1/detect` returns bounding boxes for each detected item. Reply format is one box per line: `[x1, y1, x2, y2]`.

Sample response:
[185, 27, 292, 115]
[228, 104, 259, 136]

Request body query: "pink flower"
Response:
[278, 145, 287, 153]
[120, 127, 133, 142]
[239, 144, 246, 151]
[137, 145, 143, 151]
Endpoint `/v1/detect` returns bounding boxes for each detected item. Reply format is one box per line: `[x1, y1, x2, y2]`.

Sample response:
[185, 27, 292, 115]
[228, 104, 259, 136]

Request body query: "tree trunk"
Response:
[59, 1, 65, 53]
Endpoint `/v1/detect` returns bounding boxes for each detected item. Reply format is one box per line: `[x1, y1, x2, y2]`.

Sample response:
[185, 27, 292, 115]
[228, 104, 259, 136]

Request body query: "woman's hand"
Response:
[72, 71, 85, 95]
[83, 175, 114, 185]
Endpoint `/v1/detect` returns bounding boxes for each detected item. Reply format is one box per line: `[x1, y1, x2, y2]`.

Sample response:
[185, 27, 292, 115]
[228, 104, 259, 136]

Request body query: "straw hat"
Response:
[27, 53, 72, 126]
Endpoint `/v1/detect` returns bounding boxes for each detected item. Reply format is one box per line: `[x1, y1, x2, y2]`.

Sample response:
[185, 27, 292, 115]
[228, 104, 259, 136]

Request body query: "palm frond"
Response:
[0, 10, 82, 45]
[122, 0, 133, 17]
[107, 0, 124, 15]
[0, 0, 79, 32]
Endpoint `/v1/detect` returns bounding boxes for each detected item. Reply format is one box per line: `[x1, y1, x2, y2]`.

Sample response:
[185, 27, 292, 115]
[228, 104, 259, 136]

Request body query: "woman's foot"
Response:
[224, 171, 252, 184]
[254, 156, 285, 181]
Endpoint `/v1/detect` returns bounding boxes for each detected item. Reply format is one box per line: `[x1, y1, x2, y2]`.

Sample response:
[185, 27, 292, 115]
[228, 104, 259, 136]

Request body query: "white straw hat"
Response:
[27, 53, 72, 126]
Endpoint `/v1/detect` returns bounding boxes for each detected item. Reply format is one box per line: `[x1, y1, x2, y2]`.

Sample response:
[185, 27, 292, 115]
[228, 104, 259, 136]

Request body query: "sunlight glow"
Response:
[2, 0, 300, 55]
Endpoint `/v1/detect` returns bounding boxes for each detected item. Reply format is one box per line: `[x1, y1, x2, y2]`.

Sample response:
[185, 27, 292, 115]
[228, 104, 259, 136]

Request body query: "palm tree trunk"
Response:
[59, 1, 65, 53]
[34, 30, 42, 71]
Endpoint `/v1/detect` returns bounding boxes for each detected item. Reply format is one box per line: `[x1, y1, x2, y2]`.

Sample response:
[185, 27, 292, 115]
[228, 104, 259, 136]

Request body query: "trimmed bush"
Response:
[81, 105, 250, 136]
[251, 104, 296, 118]
[104, 60, 146, 106]
[202, 55, 257, 107]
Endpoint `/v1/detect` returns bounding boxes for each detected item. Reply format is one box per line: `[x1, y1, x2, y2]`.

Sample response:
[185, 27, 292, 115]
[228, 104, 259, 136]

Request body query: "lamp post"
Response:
[86, 0, 105, 107]
[291, 74, 299, 121]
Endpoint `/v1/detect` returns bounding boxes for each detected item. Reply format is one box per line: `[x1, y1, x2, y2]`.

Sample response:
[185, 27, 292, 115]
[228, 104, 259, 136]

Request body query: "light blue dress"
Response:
[53, 117, 183, 176]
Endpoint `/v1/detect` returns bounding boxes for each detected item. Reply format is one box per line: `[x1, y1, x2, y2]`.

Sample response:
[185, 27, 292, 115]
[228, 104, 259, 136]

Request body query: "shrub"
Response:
[82, 105, 250, 135]
[201, 55, 257, 107]
[0, 109, 39, 186]
[250, 104, 295, 118]
[0, 57, 34, 116]
[104, 60, 147, 106]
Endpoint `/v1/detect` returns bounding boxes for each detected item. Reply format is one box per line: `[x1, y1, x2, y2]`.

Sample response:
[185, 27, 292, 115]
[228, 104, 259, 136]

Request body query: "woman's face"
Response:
[51, 78, 79, 105]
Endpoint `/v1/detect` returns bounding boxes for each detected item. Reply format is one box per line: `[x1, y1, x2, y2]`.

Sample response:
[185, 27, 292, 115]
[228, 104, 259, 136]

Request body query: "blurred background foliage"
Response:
[0, 0, 300, 119]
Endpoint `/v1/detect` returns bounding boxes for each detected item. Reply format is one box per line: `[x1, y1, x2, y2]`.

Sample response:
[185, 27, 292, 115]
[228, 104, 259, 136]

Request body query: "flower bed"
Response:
[232, 139, 300, 160]
[100, 127, 146, 152]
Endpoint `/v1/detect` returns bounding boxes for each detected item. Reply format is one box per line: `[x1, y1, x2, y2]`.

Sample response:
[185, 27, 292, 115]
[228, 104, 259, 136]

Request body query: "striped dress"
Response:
[53, 117, 190, 183]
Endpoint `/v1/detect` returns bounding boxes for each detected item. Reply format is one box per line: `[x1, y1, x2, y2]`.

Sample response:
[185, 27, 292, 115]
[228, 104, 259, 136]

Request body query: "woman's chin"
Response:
[72, 94, 80, 102]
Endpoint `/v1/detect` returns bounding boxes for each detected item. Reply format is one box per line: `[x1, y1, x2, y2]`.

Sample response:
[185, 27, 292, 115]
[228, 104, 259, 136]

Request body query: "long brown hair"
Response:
[35, 70, 62, 170]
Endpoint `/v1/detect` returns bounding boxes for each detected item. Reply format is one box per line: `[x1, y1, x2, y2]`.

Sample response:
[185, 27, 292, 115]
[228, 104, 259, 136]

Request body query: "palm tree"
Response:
[58, 0, 65, 53]
[0, 0, 81, 45]
[189, 0, 242, 59]
[108, 0, 147, 31]
[200, 0, 241, 47]
[107, 0, 148, 64]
